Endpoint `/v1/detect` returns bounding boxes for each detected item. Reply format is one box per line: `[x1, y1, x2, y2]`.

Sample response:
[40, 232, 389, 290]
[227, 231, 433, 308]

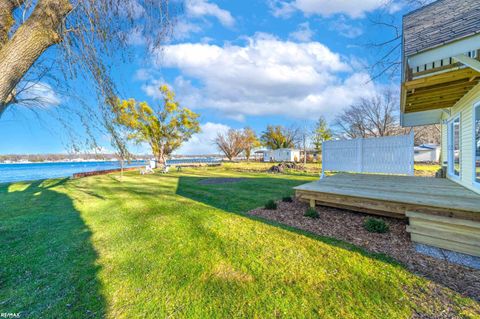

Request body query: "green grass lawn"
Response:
[0, 167, 478, 318]
[223, 161, 441, 177]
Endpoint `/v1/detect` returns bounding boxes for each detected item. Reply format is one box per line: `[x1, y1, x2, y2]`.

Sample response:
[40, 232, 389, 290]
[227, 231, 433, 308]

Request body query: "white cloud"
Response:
[18, 82, 61, 107]
[270, 0, 390, 18]
[289, 22, 314, 42]
[175, 122, 230, 155]
[141, 78, 168, 99]
[173, 20, 203, 40]
[330, 19, 363, 39]
[149, 33, 377, 121]
[185, 0, 235, 27]
[135, 68, 153, 81]
[170, 0, 234, 40]
[268, 0, 296, 18]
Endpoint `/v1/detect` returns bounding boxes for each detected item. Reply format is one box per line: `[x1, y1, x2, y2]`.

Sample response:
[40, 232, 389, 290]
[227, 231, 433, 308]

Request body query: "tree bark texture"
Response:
[0, 0, 72, 116]
[0, 0, 25, 48]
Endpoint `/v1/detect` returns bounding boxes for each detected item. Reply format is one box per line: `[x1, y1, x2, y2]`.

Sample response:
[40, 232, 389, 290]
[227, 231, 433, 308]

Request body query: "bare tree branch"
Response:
[366, 0, 432, 80]
[335, 89, 441, 145]
[214, 129, 247, 161]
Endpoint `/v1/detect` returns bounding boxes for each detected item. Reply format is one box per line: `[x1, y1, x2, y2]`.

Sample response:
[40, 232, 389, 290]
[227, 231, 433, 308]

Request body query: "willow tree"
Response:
[113, 85, 200, 166]
[0, 0, 174, 118]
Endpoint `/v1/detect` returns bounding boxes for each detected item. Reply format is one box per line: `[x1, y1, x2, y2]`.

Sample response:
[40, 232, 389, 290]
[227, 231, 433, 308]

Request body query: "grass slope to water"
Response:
[0, 167, 478, 318]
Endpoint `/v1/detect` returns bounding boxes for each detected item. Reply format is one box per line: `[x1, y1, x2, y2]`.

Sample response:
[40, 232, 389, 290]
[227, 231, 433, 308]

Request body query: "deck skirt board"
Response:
[296, 191, 406, 218]
[294, 173, 480, 256]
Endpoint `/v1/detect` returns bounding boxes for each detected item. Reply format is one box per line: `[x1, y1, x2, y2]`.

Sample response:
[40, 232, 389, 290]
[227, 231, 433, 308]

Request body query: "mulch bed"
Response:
[248, 200, 480, 302]
[199, 178, 247, 185]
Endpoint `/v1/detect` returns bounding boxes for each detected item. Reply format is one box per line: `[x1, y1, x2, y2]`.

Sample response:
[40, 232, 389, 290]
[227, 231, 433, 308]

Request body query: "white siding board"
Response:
[442, 83, 480, 194]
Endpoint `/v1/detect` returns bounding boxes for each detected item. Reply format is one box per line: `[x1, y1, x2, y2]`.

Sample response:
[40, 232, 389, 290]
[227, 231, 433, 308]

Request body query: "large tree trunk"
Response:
[245, 149, 251, 162]
[0, 1, 25, 48]
[0, 0, 72, 115]
[156, 149, 167, 168]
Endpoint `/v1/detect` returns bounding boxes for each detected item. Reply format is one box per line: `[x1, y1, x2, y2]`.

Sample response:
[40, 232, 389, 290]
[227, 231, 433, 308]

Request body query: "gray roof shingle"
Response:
[403, 0, 480, 57]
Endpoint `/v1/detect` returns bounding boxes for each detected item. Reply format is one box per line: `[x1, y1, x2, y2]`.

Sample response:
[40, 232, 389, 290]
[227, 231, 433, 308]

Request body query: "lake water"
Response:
[0, 161, 146, 184]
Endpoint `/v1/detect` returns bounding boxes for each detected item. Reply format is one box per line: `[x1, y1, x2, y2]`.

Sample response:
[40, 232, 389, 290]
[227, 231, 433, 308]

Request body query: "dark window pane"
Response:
[452, 118, 461, 176]
[476, 106, 480, 182]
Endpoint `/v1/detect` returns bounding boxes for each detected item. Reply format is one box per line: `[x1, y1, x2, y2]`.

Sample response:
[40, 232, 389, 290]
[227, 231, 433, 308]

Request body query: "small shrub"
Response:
[304, 207, 319, 219]
[282, 196, 293, 203]
[363, 218, 389, 233]
[265, 200, 277, 210]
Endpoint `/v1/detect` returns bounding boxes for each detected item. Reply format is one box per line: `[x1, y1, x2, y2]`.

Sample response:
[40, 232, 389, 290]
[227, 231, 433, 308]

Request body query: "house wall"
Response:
[414, 149, 439, 162]
[263, 149, 300, 162]
[441, 83, 480, 194]
[264, 151, 271, 162]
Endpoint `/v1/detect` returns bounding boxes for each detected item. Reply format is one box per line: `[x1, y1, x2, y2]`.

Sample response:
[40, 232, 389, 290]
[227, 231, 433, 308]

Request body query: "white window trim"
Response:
[473, 101, 480, 188]
[447, 114, 461, 181]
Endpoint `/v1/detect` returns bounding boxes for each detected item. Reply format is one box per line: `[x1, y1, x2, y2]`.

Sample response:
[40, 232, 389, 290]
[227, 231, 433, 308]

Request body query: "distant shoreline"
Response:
[0, 159, 147, 165]
[0, 156, 224, 165]
[0, 160, 148, 184]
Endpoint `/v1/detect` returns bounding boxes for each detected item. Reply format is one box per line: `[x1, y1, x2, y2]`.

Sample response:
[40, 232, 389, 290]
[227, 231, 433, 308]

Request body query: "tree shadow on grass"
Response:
[0, 179, 106, 318]
[175, 175, 402, 267]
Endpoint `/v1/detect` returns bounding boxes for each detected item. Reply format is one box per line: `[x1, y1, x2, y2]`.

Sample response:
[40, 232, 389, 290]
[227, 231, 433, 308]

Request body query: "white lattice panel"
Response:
[322, 132, 414, 176]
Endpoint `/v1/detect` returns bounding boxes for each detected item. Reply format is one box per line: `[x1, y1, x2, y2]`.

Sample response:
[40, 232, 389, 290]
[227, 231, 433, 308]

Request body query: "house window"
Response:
[475, 104, 480, 183]
[448, 117, 461, 177]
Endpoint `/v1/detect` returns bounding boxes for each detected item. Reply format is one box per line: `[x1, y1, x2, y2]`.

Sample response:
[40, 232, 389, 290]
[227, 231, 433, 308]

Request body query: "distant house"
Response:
[414, 144, 441, 163]
[252, 149, 269, 161]
[263, 148, 300, 162]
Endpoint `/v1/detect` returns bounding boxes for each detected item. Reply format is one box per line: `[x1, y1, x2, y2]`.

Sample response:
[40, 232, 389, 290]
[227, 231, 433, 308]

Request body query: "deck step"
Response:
[406, 211, 480, 228]
[406, 211, 480, 257]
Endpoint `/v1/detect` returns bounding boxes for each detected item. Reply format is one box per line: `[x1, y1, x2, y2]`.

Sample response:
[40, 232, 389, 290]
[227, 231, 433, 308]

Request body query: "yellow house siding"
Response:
[441, 83, 480, 194]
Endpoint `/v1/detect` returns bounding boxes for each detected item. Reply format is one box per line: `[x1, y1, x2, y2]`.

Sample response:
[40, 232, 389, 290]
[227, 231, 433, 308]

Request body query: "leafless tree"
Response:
[297, 121, 311, 165]
[335, 90, 399, 138]
[367, 0, 433, 80]
[335, 89, 441, 144]
[285, 126, 302, 149]
[0, 0, 175, 121]
[412, 125, 441, 145]
[214, 129, 247, 161]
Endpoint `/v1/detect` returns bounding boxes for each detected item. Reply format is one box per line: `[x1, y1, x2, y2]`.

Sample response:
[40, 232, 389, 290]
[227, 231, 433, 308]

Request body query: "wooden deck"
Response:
[295, 173, 480, 220]
[294, 174, 480, 256]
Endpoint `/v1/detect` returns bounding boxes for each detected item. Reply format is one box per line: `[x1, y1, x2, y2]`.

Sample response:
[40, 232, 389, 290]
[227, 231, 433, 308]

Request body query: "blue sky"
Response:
[0, 0, 409, 155]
